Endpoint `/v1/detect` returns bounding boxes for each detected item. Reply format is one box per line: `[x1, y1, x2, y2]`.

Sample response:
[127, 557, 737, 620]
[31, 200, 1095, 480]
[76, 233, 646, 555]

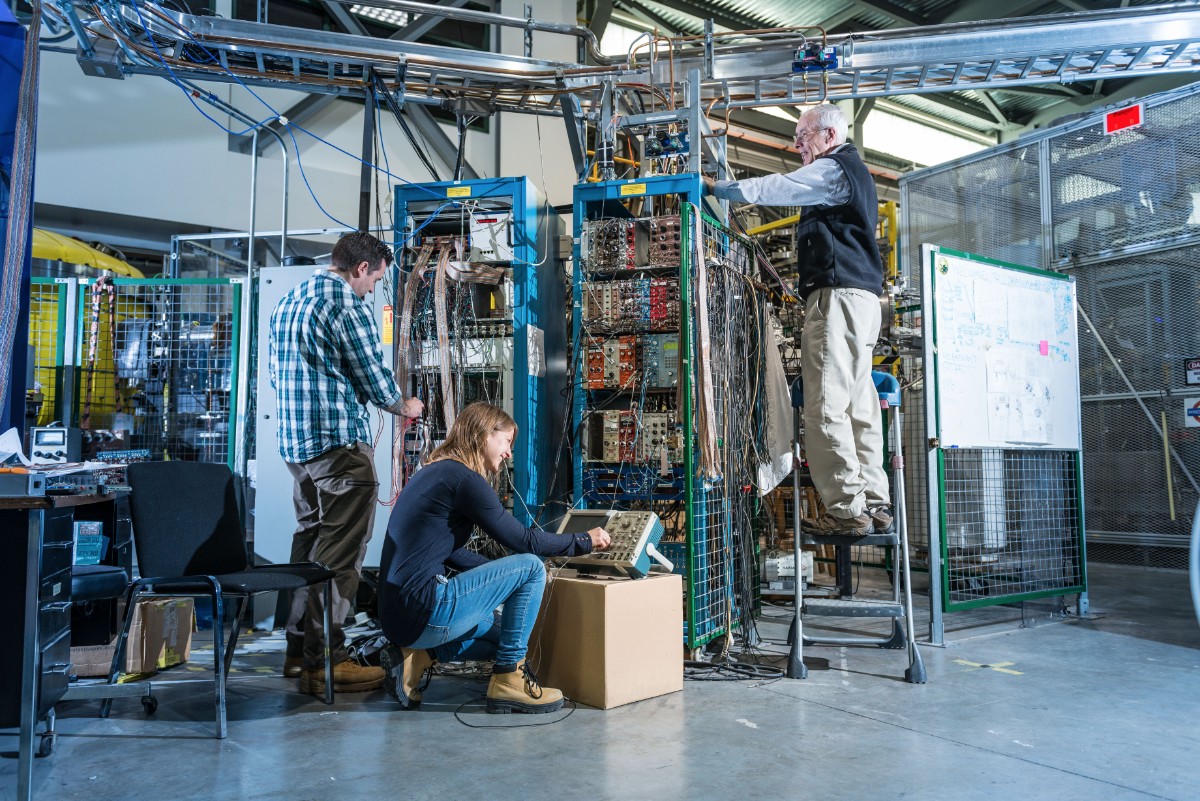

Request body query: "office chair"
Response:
[104, 461, 336, 738]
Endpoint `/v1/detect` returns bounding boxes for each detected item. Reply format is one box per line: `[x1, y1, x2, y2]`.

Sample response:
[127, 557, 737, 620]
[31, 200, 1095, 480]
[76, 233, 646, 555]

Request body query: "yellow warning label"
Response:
[382, 305, 394, 345]
[447, 186, 472, 198]
[620, 182, 647, 197]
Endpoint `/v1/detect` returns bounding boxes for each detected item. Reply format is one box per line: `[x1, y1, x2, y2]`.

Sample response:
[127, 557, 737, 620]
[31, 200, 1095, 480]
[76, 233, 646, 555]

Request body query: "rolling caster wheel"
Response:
[38, 733, 55, 757]
[141, 695, 158, 715]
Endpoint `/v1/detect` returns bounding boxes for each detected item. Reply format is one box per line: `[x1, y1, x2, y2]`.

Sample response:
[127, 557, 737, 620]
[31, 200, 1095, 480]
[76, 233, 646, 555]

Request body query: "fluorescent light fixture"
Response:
[351, 5, 411, 27]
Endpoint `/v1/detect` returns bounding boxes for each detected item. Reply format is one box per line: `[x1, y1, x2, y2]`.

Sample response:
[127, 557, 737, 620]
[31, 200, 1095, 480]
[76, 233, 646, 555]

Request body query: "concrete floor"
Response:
[4, 562, 1198, 801]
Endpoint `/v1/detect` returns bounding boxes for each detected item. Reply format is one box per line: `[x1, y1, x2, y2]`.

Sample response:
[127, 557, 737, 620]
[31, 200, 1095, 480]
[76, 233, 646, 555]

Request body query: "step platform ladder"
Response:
[785, 371, 926, 684]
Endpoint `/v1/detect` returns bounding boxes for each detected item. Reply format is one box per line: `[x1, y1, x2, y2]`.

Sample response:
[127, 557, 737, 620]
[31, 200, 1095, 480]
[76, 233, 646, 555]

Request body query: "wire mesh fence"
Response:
[85, 278, 242, 465]
[941, 449, 1083, 608]
[26, 276, 242, 466]
[902, 82, 1200, 573]
[689, 209, 767, 646]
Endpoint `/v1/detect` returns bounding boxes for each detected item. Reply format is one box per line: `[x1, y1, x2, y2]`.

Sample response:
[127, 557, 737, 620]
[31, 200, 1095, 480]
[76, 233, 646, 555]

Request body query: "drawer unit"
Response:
[0, 499, 118, 729]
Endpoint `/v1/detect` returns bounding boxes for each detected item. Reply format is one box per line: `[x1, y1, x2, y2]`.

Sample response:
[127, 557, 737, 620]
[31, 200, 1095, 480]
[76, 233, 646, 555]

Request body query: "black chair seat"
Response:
[72, 565, 130, 602]
[141, 567, 335, 596]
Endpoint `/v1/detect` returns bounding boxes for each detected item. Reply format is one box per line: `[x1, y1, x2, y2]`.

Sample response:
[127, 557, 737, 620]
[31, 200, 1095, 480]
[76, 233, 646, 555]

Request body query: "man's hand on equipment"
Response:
[702, 175, 716, 194]
[588, 527, 612, 550]
[401, 397, 424, 419]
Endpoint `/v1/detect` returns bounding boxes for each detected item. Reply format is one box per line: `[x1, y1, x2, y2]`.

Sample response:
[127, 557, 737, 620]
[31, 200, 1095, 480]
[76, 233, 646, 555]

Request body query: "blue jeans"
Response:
[408, 553, 546, 667]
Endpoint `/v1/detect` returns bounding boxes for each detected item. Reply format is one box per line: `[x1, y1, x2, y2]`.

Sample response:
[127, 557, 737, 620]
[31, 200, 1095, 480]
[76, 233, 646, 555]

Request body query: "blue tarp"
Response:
[0, 0, 31, 433]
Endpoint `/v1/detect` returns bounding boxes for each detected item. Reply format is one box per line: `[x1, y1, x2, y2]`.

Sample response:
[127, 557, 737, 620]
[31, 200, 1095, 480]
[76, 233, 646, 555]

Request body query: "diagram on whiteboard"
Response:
[928, 247, 1080, 450]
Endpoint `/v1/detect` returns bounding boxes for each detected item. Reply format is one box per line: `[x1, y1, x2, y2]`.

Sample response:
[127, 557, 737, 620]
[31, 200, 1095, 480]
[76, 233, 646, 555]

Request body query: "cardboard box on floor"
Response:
[529, 571, 683, 709]
[70, 597, 194, 678]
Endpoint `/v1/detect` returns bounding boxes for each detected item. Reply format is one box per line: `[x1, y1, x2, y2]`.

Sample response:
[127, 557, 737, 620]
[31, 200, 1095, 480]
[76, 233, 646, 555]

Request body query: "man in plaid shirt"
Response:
[270, 231, 423, 694]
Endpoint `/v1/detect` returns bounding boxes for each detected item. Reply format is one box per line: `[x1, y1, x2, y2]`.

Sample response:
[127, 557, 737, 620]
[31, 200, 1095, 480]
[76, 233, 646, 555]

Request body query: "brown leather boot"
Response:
[299, 660, 385, 695]
[380, 645, 434, 709]
[486, 660, 564, 714]
[283, 655, 304, 679]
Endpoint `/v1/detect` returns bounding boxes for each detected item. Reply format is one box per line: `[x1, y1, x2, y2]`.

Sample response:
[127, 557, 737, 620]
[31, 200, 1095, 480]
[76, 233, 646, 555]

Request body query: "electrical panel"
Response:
[394, 177, 567, 526]
[570, 173, 768, 650]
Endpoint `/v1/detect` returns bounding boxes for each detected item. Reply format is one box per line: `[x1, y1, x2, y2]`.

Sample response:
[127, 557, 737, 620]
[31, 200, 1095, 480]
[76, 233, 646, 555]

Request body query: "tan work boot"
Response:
[283, 655, 304, 679]
[801, 511, 874, 537]
[867, 505, 895, 535]
[299, 660, 385, 695]
[380, 645, 434, 709]
[486, 660, 564, 714]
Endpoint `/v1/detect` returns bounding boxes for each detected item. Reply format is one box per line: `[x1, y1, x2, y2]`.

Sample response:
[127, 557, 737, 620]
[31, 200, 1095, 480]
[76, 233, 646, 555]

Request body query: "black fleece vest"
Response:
[795, 143, 884, 301]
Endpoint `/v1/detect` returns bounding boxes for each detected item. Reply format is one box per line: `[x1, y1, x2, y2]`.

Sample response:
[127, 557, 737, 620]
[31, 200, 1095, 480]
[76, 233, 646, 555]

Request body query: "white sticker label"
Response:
[527, 325, 546, 377]
[1186, 398, 1200, 428]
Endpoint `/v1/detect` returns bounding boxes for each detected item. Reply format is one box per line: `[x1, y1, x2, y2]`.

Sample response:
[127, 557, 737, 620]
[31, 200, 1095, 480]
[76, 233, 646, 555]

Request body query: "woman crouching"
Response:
[378, 401, 610, 713]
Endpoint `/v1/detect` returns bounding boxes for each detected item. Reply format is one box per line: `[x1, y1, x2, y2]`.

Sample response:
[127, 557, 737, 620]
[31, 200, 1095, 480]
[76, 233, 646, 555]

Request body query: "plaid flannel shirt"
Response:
[269, 270, 403, 463]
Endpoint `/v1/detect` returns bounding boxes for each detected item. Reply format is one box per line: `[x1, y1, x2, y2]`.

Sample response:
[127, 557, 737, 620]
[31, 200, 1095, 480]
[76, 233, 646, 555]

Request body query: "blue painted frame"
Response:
[393, 177, 566, 525]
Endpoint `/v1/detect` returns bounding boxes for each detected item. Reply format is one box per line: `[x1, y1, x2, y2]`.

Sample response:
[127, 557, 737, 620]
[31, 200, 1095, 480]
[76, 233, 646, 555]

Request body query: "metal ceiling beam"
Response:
[1022, 73, 1200, 130]
[389, 0, 471, 41]
[618, 0, 682, 35]
[1057, 0, 1106, 11]
[853, 97, 876, 130]
[889, 91, 999, 128]
[875, 98, 999, 145]
[256, 0, 479, 179]
[990, 84, 1087, 98]
[240, 1, 472, 156]
[406, 103, 480, 179]
[317, 0, 369, 37]
[585, 0, 615, 42]
[235, 93, 335, 155]
[975, 90, 1011, 126]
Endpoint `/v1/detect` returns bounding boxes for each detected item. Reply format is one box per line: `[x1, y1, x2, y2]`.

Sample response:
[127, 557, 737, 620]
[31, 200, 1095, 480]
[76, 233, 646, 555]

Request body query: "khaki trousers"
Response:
[284, 443, 378, 667]
[801, 287, 890, 518]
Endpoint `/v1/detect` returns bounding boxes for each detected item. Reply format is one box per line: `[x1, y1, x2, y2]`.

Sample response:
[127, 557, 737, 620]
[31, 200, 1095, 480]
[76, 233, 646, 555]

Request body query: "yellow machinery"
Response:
[28, 230, 145, 426]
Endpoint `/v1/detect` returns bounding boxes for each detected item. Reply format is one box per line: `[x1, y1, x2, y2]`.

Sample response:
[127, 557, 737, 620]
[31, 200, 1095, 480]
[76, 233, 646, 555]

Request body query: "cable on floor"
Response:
[684, 659, 785, 682]
[453, 698, 577, 728]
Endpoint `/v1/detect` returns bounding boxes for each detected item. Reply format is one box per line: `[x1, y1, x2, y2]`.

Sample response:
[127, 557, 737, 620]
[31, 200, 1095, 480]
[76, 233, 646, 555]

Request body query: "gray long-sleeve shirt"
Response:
[712, 144, 852, 207]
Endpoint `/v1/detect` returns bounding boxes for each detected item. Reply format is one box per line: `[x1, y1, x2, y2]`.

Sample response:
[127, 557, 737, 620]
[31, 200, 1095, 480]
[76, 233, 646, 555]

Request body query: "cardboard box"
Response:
[126, 597, 194, 673]
[70, 640, 118, 678]
[529, 571, 683, 709]
[70, 598, 195, 677]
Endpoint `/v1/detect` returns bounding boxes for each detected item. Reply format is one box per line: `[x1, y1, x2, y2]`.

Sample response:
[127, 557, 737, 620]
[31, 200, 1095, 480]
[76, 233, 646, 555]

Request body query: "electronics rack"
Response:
[571, 174, 767, 652]
[393, 177, 568, 527]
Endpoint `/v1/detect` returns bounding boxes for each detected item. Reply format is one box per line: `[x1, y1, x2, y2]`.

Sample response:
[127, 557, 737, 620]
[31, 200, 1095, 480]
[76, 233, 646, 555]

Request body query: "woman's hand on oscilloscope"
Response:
[588, 527, 612, 551]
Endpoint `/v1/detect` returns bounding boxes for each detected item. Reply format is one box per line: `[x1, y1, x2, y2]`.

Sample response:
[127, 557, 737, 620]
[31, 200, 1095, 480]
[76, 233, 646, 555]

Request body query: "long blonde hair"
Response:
[426, 402, 518, 477]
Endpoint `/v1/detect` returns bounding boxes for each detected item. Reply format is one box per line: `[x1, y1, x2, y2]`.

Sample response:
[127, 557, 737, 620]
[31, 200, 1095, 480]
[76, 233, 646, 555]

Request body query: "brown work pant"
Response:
[284, 443, 378, 668]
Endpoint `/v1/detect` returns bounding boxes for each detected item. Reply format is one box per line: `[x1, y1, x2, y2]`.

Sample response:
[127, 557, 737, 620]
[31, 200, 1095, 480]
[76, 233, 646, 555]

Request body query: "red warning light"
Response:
[1104, 104, 1143, 135]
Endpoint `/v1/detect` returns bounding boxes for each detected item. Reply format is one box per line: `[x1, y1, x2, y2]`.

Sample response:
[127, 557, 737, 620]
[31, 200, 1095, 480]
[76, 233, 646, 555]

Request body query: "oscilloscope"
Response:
[554, 509, 673, 579]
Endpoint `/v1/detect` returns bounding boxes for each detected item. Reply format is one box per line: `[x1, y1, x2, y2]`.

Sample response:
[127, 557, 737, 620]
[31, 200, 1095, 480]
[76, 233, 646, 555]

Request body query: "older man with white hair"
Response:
[705, 103, 890, 538]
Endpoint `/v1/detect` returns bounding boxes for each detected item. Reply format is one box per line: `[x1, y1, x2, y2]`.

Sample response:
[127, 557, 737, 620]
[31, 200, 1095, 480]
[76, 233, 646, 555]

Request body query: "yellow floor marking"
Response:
[954, 658, 1024, 675]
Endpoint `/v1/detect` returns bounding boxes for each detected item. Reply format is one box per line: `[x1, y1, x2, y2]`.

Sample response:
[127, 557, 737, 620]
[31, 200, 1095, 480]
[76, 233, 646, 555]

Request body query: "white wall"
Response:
[31, 1, 581, 241]
[498, 0, 576, 208]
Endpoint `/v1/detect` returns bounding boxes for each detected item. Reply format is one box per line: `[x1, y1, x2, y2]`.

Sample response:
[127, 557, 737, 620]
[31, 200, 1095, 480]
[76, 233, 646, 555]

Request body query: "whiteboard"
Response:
[926, 245, 1081, 450]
